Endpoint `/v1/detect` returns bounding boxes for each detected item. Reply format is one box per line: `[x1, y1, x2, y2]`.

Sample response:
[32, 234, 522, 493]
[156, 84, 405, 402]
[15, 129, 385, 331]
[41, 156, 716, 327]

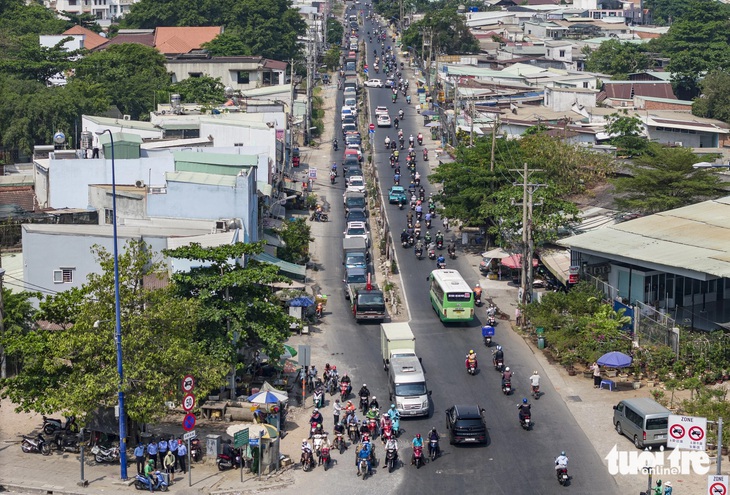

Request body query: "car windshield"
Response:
[358, 292, 385, 306]
[348, 212, 366, 221]
[348, 227, 366, 235]
[346, 197, 366, 208]
[346, 254, 367, 266]
[347, 274, 367, 284]
[350, 179, 364, 186]
[394, 382, 427, 396]
[455, 419, 484, 428]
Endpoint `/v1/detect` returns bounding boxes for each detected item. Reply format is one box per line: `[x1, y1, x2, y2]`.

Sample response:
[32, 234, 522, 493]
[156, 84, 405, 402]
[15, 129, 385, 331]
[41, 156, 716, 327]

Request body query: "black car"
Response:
[346, 208, 369, 226]
[445, 405, 487, 445]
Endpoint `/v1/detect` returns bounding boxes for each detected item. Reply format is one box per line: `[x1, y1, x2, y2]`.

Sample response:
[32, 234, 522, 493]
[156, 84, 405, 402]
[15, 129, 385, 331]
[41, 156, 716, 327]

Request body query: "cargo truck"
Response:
[380, 322, 417, 370]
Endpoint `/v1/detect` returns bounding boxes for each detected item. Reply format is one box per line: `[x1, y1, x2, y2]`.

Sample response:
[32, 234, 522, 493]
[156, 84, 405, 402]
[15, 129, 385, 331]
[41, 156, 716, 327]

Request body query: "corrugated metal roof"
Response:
[166, 231, 239, 250]
[166, 171, 237, 187]
[558, 196, 730, 277]
[173, 150, 258, 167]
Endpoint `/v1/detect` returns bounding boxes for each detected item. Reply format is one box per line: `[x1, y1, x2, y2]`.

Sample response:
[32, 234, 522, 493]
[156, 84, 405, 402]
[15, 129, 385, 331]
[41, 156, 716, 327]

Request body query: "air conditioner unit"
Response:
[123, 115, 131, 120]
[215, 220, 230, 232]
[135, 180, 145, 188]
[674, 142, 683, 147]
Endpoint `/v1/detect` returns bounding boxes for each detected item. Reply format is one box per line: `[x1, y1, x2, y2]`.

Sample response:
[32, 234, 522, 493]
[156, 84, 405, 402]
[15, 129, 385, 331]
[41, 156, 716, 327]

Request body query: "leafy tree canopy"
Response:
[72, 43, 170, 120]
[402, 8, 479, 57]
[583, 39, 650, 79]
[171, 75, 226, 105]
[0, 35, 81, 84]
[604, 110, 649, 156]
[327, 18, 343, 45]
[276, 218, 312, 265]
[643, 0, 690, 25]
[0, 1, 68, 36]
[1, 241, 227, 424]
[692, 70, 730, 125]
[612, 144, 724, 214]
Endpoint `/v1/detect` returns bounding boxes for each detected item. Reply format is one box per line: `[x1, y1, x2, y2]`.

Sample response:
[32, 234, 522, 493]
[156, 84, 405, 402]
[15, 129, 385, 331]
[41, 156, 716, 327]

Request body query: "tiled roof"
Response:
[603, 82, 676, 100]
[63, 25, 108, 50]
[0, 186, 37, 213]
[154, 26, 223, 54]
[96, 32, 155, 50]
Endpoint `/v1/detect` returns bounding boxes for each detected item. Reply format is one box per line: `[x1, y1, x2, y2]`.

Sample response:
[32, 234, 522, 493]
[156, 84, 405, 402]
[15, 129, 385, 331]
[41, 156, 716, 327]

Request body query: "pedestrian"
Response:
[134, 442, 146, 475]
[163, 449, 175, 481]
[91, 133, 100, 159]
[653, 479, 663, 495]
[442, 217, 449, 231]
[664, 481, 672, 495]
[168, 436, 179, 470]
[515, 307, 522, 327]
[590, 362, 602, 388]
[158, 437, 168, 461]
[177, 437, 187, 474]
[147, 438, 159, 469]
[333, 399, 342, 426]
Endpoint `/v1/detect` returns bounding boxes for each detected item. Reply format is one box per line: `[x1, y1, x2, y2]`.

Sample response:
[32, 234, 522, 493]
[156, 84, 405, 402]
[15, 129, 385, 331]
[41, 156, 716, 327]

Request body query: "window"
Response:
[546, 49, 551, 57]
[237, 71, 250, 84]
[262, 72, 272, 85]
[105, 208, 113, 224]
[69, 0, 77, 5]
[53, 268, 75, 284]
[559, 50, 566, 58]
[583, 81, 589, 88]
[188, 72, 202, 78]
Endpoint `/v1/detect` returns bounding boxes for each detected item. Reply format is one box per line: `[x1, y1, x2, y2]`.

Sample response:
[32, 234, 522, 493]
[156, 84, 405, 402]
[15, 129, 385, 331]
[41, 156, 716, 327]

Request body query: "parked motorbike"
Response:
[386, 447, 398, 472]
[502, 379, 512, 395]
[413, 446, 424, 468]
[557, 467, 569, 485]
[133, 472, 169, 492]
[54, 432, 81, 453]
[216, 449, 241, 470]
[21, 434, 51, 455]
[91, 444, 120, 463]
[520, 413, 532, 431]
[190, 438, 202, 462]
[42, 415, 79, 435]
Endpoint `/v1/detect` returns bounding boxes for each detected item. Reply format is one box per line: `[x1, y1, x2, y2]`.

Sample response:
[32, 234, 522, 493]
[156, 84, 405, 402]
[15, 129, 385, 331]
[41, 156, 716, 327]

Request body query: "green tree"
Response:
[0, 287, 38, 378]
[72, 43, 170, 120]
[643, 0, 690, 25]
[276, 218, 312, 265]
[123, 0, 226, 28]
[171, 75, 226, 104]
[0, 35, 81, 84]
[604, 110, 649, 156]
[583, 39, 650, 78]
[612, 144, 724, 214]
[659, 0, 730, 99]
[0, 2, 68, 36]
[402, 8, 479, 57]
[323, 46, 341, 71]
[202, 31, 251, 56]
[59, 11, 102, 32]
[163, 242, 293, 365]
[327, 18, 343, 45]
[692, 70, 730, 125]
[0, 241, 225, 423]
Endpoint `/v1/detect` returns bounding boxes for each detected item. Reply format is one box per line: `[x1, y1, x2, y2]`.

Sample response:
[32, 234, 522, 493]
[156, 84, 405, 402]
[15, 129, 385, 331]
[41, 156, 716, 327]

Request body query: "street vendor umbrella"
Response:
[247, 391, 283, 404]
[258, 423, 279, 439]
[597, 351, 633, 368]
[289, 296, 315, 307]
[283, 344, 298, 358]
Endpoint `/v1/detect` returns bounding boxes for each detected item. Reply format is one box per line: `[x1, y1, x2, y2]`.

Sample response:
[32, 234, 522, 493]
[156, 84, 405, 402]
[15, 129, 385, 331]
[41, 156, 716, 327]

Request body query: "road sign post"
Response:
[369, 123, 375, 131]
[234, 429, 249, 482]
[669, 415, 707, 451]
[181, 376, 195, 487]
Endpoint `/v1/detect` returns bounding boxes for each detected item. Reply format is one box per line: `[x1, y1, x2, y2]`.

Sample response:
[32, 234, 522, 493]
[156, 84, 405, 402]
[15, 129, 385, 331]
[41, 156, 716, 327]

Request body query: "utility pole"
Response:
[490, 114, 499, 171]
[398, 0, 404, 35]
[288, 58, 295, 171]
[511, 163, 546, 306]
[305, 23, 315, 146]
[0, 266, 5, 379]
[469, 100, 475, 147]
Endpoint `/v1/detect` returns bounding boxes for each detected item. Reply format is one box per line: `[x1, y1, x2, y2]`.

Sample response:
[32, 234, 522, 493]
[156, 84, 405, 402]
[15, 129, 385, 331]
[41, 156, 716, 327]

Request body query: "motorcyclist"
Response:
[388, 404, 400, 425]
[427, 427, 440, 457]
[301, 439, 313, 465]
[555, 451, 569, 471]
[370, 396, 380, 411]
[309, 409, 324, 434]
[415, 239, 424, 256]
[411, 433, 423, 464]
[435, 230, 444, 244]
[424, 230, 432, 245]
[313, 429, 329, 460]
[358, 384, 370, 410]
[448, 242, 456, 257]
[417, 132, 423, 143]
[398, 109, 404, 119]
[486, 304, 497, 318]
[530, 371, 541, 389]
[424, 211, 432, 227]
[474, 283, 482, 302]
[502, 367, 513, 387]
[385, 136, 391, 148]
[330, 170, 336, 183]
[357, 441, 372, 475]
[341, 373, 352, 396]
[400, 229, 409, 244]
[518, 398, 531, 423]
[436, 254, 445, 267]
[333, 138, 338, 151]
[414, 171, 421, 184]
[385, 435, 398, 461]
[409, 134, 414, 146]
[492, 345, 504, 366]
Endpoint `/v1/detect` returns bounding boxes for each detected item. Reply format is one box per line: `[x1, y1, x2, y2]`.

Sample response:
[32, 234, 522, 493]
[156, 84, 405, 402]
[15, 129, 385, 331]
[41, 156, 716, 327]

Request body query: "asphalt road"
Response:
[283, 6, 620, 493]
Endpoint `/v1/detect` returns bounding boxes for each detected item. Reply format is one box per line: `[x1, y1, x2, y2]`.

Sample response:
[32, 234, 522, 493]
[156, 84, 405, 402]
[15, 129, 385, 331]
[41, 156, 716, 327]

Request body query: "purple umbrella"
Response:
[597, 351, 632, 368]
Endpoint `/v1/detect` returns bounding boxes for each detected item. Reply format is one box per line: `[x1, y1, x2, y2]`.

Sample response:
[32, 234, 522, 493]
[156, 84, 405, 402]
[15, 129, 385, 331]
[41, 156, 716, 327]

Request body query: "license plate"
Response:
[403, 410, 417, 416]
[464, 438, 476, 442]
[454, 309, 464, 313]
[655, 435, 666, 439]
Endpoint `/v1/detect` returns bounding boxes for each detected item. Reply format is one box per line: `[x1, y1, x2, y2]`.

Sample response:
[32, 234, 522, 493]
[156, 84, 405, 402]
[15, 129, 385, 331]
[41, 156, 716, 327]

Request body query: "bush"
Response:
[276, 218, 312, 265]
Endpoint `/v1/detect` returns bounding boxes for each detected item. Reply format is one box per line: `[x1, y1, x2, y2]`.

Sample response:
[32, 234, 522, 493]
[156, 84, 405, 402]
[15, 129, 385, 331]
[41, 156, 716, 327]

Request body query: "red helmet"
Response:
[332, 365, 337, 370]
[416, 433, 421, 439]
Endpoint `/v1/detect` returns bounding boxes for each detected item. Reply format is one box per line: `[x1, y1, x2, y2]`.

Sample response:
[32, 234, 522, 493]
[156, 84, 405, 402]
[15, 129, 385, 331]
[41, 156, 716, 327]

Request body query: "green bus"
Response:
[428, 269, 475, 323]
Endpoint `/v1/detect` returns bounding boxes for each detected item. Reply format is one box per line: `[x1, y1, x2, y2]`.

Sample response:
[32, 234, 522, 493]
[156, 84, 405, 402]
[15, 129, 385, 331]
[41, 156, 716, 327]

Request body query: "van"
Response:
[388, 356, 430, 417]
[343, 236, 369, 268]
[613, 398, 670, 448]
[344, 97, 356, 108]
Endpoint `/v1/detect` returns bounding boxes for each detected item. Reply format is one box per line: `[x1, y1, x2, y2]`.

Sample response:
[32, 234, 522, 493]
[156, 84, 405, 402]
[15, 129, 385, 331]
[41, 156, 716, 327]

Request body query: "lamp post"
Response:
[95, 129, 128, 480]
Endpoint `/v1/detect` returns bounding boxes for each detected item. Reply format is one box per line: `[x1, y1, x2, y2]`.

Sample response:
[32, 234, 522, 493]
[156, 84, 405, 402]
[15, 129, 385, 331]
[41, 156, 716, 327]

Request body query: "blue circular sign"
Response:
[182, 413, 196, 431]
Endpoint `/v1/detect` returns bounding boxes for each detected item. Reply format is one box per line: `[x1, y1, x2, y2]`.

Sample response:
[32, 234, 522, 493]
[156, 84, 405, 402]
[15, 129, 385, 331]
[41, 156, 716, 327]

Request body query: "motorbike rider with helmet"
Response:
[369, 396, 380, 412]
[358, 384, 370, 411]
[309, 409, 324, 436]
[385, 435, 399, 461]
[401, 229, 409, 245]
[411, 433, 423, 464]
[492, 345, 504, 367]
[427, 427, 440, 458]
[301, 439, 313, 466]
[436, 254, 446, 268]
[518, 398, 531, 423]
[465, 349, 477, 371]
[502, 367, 513, 388]
[474, 283, 482, 303]
[530, 371, 541, 391]
[340, 373, 352, 396]
[555, 451, 569, 471]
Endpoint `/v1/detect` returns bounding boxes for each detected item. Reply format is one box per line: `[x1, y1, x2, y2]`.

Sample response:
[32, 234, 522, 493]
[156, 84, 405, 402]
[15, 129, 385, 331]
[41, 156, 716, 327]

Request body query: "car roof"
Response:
[453, 404, 482, 418]
[347, 221, 367, 229]
[391, 186, 405, 191]
[347, 208, 366, 214]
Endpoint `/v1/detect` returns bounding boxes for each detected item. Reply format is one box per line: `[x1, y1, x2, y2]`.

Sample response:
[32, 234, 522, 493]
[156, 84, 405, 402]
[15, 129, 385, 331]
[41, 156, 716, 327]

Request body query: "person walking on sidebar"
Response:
[134, 443, 145, 475]
[590, 362, 601, 388]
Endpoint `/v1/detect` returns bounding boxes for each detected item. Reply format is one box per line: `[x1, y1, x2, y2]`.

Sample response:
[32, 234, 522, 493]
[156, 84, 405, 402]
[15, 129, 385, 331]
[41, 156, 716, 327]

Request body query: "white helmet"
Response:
[505, 367, 510, 372]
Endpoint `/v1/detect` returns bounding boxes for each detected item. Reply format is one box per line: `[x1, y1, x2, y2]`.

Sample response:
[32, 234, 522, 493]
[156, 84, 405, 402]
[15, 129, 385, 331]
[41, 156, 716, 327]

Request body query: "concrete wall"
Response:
[646, 128, 713, 148]
[45, 155, 175, 209]
[81, 116, 163, 140]
[88, 186, 148, 223]
[147, 173, 258, 242]
[166, 62, 285, 90]
[199, 120, 276, 164]
[544, 88, 596, 111]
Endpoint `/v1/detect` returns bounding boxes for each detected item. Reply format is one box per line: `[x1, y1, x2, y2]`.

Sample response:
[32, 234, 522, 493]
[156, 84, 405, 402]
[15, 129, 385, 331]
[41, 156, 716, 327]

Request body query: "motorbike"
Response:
[315, 304, 324, 319]
[487, 314, 496, 327]
[348, 422, 361, 443]
[394, 119, 399, 129]
[475, 292, 482, 306]
[415, 247, 423, 259]
[428, 249, 436, 260]
[532, 385, 540, 400]
[386, 447, 398, 473]
[368, 417, 378, 437]
[190, 438, 202, 462]
[301, 450, 316, 472]
[437, 260, 446, 269]
[320, 445, 331, 470]
[448, 248, 456, 260]
[330, 174, 336, 185]
[417, 137, 423, 146]
[399, 200, 405, 210]
[466, 358, 477, 376]
[428, 438, 440, 461]
[333, 141, 338, 151]
[413, 446, 424, 469]
[502, 378, 512, 395]
[406, 95, 411, 104]
[133, 472, 169, 492]
[494, 358, 504, 372]
[423, 149, 428, 161]
[557, 466, 569, 485]
[54, 431, 81, 453]
[333, 431, 346, 454]
[402, 238, 409, 249]
[42, 415, 79, 435]
[385, 138, 391, 149]
[21, 434, 51, 455]
[394, 176, 400, 185]
[91, 444, 120, 463]
[313, 389, 324, 408]
[436, 239, 443, 250]
[425, 219, 431, 229]
[482, 326, 494, 347]
[520, 413, 532, 431]
[359, 396, 370, 414]
[216, 449, 242, 470]
[357, 456, 369, 478]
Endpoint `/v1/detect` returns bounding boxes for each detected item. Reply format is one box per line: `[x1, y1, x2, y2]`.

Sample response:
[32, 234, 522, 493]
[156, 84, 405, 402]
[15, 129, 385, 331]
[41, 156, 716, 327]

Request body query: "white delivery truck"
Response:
[380, 322, 417, 371]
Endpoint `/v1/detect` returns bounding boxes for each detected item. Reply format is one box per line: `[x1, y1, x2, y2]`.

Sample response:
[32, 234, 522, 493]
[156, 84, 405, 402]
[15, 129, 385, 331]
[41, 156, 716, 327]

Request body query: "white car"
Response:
[344, 221, 369, 246]
[364, 79, 382, 88]
[341, 106, 357, 119]
[346, 176, 366, 194]
[377, 114, 391, 127]
[375, 106, 389, 117]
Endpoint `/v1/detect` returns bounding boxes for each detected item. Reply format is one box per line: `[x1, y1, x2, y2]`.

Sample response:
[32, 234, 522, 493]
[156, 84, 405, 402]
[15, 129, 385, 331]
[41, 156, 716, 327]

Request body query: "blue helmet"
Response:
[522, 398, 528, 404]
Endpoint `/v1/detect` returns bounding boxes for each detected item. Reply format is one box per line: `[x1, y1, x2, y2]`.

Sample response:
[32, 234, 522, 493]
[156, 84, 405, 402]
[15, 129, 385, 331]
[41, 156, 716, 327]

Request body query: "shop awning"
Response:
[253, 252, 306, 279]
[482, 247, 511, 259]
[501, 254, 538, 270]
[539, 249, 571, 285]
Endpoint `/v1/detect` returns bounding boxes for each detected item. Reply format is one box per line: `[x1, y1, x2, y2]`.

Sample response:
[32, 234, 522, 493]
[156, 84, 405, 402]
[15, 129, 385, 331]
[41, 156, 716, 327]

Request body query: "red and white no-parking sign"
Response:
[708, 475, 728, 495]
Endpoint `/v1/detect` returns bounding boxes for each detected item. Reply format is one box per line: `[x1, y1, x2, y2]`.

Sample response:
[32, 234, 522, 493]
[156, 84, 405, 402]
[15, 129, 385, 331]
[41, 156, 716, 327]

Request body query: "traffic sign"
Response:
[369, 129, 375, 135]
[308, 168, 317, 179]
[369, 123, 375, 131]
[182, 414, 196, 431]
[249, 438, 260, 447]
[668, 414, 707, 450]
[709, 475, 728, 495]
[182, 375, 195, 393]
[183, 429, 196, 440]
[234, 428, 249, 448]
[182, 393, 196, 412]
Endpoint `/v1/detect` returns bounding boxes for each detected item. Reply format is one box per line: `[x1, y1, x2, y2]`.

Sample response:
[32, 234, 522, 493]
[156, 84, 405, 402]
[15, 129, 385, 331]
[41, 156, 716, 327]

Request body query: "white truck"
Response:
[381, 322, 417, 371]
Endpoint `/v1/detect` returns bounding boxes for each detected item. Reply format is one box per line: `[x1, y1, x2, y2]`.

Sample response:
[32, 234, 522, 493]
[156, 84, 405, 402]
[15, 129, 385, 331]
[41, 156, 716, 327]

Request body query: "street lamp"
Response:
[95, 129, 128, 480]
